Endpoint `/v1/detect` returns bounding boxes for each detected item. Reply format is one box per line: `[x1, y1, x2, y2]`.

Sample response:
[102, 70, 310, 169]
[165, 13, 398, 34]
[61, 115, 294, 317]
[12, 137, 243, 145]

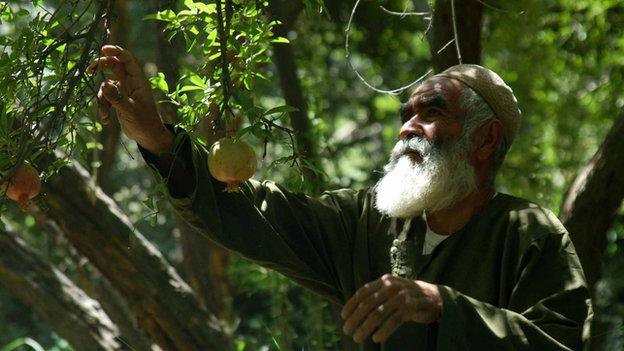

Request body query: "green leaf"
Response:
[264, 105, 298, 116]
[150, 72, 169, 93]
[188, 74, 207, 89]
[143, 9, 176, 21]
[16, 9, 30, 17]
[271, 36, 290, 44]
[178, 85, 205, 93]
[0, 337, 45, 351]
[195, 3, 216, 14]
[236, 124, 263, 139]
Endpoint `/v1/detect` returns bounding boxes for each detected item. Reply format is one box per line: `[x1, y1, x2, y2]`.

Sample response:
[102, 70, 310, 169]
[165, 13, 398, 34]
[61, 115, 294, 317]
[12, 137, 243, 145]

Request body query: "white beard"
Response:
[374, 135, 477, 219]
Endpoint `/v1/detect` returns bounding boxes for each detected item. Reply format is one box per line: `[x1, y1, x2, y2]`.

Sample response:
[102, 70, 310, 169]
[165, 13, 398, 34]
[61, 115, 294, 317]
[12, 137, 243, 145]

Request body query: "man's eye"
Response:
[427, 108, 443, 116]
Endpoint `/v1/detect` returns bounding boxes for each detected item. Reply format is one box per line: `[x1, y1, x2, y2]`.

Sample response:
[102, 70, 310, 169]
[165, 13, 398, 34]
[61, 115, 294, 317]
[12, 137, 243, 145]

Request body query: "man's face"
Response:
[399, 77, 466, 149]
[374, 77, 478, 218]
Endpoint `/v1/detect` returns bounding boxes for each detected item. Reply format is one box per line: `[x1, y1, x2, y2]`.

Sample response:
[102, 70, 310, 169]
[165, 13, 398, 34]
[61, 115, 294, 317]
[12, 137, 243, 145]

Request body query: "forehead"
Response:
[409, 76, 465, 102]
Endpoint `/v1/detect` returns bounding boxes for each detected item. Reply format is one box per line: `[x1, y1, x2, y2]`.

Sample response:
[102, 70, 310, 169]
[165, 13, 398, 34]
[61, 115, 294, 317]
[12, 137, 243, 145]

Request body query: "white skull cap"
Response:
[433, 64, 522, 145]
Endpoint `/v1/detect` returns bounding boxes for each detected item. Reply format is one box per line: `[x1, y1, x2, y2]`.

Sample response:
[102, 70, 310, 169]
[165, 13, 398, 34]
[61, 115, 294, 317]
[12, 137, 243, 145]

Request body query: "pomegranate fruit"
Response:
[208, 137, 257, 192]
[1, 162, 41, 211]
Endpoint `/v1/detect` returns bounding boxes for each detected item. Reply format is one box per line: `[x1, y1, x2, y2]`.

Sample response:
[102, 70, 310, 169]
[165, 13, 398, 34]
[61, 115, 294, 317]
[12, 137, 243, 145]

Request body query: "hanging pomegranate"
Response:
[208, 136, 257, 192]
[1, 162, 42, 211]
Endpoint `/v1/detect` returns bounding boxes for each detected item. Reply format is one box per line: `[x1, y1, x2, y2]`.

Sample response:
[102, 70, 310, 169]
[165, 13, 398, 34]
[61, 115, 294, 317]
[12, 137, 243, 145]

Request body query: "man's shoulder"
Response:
[492, 193, 568, 243]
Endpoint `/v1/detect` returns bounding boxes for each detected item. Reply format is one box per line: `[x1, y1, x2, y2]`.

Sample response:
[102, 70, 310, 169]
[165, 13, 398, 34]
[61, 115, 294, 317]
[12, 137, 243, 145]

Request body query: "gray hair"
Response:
[458, 87, 508, 179]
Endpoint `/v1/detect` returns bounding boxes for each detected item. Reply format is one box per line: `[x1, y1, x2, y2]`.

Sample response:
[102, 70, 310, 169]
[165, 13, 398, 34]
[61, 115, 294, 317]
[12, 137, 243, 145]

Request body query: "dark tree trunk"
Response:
[560, 111, 624, 290]
[427, 0, 484, 72]
[37, 153, 234, 351]
[0, 222, 121, 351]
[150, 0, 235, 321]
[559, 113, 624, 351]
[30, 206, 160, 351]
[267, 0, 323, 192]
[179, 231, 233, 321]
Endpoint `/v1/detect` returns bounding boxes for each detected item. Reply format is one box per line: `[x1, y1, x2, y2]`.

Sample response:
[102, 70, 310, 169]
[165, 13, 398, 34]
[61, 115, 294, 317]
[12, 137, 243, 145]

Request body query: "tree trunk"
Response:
[150, 0, 235, 321]
[30, 206, 160, 351]
[267, 0, 323, 192]
[559, 112, 624, 351]
[427, 0, 484, 72]
[560, 111, 624, 290]
[179, 231, 233, 321]
[0, 222, 121, 351]
[38, 153, 234, 351]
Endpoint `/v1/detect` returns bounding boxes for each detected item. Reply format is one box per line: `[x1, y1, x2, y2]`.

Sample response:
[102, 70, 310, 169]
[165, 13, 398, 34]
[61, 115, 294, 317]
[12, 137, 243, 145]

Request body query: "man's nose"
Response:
[398, 118, 424, 140]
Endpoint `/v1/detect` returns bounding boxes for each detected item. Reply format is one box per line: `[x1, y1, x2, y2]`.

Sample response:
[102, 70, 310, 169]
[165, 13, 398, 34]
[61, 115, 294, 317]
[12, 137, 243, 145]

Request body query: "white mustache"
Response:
[389, 137, 436, 164]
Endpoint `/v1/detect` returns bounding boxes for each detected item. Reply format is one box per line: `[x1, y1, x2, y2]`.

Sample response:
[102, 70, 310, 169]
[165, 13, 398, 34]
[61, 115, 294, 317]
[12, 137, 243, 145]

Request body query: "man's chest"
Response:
[366, 217, 517, 308]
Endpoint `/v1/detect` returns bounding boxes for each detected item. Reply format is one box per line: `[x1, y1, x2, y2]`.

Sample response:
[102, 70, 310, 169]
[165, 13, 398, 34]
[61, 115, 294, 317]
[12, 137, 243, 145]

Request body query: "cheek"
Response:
[428, 121, 458, 144]
[421, 123, 439, 139]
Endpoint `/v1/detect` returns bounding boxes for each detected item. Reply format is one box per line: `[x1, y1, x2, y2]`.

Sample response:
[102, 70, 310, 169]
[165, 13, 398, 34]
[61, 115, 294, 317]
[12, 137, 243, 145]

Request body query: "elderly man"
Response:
[91, 45, 592, 350]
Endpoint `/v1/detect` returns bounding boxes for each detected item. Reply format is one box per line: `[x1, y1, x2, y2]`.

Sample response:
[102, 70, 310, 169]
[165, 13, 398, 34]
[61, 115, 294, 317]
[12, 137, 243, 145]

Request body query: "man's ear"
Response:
[472, 118, 504, 161]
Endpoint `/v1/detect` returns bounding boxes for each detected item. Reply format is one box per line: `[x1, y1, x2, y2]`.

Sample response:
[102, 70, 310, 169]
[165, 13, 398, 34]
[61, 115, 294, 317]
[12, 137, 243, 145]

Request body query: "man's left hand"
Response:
[341, 274, 443, 344]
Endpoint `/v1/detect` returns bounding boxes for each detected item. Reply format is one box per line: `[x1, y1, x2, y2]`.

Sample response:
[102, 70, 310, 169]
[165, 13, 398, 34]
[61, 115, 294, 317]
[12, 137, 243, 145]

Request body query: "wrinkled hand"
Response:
[341, 274, 443, 344]
[87, 45, 172, 154]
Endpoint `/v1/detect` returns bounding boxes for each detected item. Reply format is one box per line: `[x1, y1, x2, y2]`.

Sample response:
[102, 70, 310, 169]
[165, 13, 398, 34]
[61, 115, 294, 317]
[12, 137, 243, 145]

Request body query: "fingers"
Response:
[351, 295, 403, 343]
[341, 279, 383, 319]
[99, 80, 135, 116]
[88, 56, 127, 83]
[100, 45, 144, 77]
[97, 84, 111, 125]
[372, 309, 405, 343]
[343, 286, 391, 336]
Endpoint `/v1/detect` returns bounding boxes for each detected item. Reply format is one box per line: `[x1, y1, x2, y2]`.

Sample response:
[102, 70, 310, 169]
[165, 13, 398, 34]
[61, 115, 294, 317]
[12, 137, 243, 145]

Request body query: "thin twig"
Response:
[345, 0, 433, 95]
[475, 0, 526, 15]
[436, 38, 455, 54]
[379, 6, 429, 17]
[215, 0, 232, 132]
[450, 0, 462, 64]
[4, 1, 109, 185]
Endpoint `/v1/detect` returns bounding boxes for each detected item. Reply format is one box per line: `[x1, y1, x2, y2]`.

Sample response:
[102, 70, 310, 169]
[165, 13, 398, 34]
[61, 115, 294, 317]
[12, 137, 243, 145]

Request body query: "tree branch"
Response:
[0, 221, 122, 350]
[30, 206, 160, 351]
[36, 152, 234, 351]
[560, 111, 624, 291]
[427, 0, 484, 72]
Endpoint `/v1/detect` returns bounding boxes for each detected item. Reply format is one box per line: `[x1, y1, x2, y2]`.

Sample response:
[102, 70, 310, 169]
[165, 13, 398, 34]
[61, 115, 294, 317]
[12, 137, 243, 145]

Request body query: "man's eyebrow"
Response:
[416, 93, 447, 109]
[399, 93, 448, 121]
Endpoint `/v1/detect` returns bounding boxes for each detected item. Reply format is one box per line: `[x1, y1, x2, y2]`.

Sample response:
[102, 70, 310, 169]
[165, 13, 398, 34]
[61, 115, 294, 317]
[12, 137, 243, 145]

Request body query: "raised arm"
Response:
[139, 129, 366, 304]
[89, 45, 367, 304]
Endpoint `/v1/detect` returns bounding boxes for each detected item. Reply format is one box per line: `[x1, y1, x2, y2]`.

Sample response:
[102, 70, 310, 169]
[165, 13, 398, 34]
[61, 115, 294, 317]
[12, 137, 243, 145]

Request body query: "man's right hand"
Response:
[88, 45, 173, 155]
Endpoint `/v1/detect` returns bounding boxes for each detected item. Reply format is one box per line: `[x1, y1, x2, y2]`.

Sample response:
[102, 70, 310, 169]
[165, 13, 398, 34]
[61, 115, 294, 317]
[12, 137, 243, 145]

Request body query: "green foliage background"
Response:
[0, 0, 623, 350]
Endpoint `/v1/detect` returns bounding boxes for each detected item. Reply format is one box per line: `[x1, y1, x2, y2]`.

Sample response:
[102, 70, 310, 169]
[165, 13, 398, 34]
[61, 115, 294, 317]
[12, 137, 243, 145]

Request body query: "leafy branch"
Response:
[0, 0, 112, 198]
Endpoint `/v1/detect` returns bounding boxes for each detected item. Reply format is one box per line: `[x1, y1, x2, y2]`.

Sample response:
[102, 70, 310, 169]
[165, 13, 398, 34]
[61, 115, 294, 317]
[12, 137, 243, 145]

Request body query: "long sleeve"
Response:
[139, 127, 367, 305]
[435, 232, 592, 350]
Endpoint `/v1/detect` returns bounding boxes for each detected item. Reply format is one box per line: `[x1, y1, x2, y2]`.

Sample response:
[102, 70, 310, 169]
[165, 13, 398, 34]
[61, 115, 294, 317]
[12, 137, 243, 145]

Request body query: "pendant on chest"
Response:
[389, 217, 427, 279]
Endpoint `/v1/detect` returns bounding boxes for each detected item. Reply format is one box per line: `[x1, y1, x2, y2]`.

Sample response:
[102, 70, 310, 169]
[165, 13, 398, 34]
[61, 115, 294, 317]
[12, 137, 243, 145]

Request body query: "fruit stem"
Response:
[224, 181, 242, 193]
[18, 193, 30, 212]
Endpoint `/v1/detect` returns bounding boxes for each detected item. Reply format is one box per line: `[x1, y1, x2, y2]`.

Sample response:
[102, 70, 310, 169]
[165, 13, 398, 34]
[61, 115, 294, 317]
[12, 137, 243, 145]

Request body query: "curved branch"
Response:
[0, 221, 121, 350]
[36, 152, 234, 351]
[560, 111, 624, 291]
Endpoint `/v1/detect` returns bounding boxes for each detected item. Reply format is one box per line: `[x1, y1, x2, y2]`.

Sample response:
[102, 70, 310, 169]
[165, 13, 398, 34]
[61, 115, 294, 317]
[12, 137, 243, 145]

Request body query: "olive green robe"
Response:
[140, 128, 592, 351]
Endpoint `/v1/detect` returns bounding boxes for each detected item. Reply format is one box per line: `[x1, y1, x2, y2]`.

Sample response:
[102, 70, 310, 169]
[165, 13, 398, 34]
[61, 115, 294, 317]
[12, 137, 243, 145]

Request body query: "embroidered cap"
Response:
[434, 64, 522, 145]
